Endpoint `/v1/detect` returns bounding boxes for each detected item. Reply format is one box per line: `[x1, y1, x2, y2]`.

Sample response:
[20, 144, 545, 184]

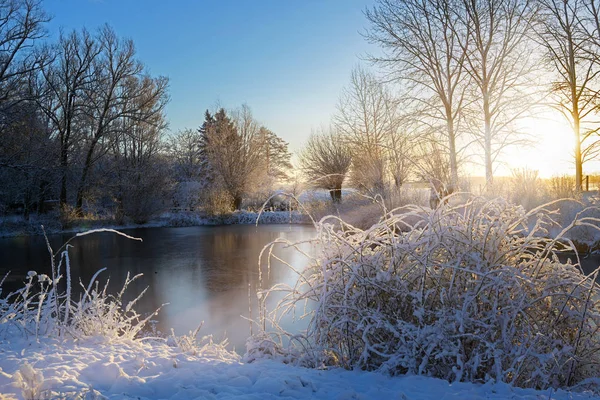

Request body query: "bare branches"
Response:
[299, 128, 352, 203]
[536, 0, 600, 191]
[334, 66, 414, 195]
[365, 0, 470, 191]
[460, 0, 540, 187]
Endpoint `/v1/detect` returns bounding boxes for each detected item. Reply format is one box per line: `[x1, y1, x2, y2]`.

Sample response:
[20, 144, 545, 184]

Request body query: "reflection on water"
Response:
[0, 225, 316, 352]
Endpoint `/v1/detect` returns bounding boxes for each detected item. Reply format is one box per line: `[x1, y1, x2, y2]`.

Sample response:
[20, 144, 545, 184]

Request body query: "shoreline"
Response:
[0, 210, 312, 239]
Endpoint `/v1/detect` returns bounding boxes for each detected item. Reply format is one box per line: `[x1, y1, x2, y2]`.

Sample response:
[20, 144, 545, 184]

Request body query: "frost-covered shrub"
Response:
[67, 271, 160, 340]
[0, 271, 60, 339]
[509, 168, 548, 210]
[0, 229, 158, 342]
[168, 323, 239, 362]
[258, 196, 600, 391]
[548, 175, 579, 201]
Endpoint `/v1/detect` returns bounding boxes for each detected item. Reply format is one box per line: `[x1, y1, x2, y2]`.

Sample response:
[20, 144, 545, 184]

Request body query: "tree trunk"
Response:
[483, 90, 493, 189]
[574, 115, 582, 192]
[447, 114, 459, 193]
[329, 186, 342, 203]
[75, 137, 100, 215]
[57, 138, 68, 209]
[233, 195, 243, 210]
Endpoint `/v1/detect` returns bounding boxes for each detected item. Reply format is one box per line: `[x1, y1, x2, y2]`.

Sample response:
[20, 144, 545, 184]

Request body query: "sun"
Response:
[505, 112, 576, 178]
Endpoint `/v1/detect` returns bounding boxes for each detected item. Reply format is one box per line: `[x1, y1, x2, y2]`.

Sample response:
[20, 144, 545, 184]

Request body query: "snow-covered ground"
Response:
[0, 337, 598, 400]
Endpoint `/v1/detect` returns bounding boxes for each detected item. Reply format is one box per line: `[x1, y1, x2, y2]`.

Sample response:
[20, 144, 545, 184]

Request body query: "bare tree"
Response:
[169, 128, 205, 182]
[299, 128, 352, 203]
[36, 28, 100, 208]
[461, 0, 539, 187]
[0, 0, 49, 106]
[74, 26, 169, 213]
[110, 76, 168, 223]
[387, 104, 416, 189]
[366, 0, 470, 192]
[535, 0, 600, 191]
[335, 66, 415, 196]
[335, 66, 388, 195]
[167, 128, 209, 210]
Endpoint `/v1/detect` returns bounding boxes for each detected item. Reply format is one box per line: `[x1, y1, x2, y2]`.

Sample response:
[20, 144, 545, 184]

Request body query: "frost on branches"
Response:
[256, 196, 600, 392]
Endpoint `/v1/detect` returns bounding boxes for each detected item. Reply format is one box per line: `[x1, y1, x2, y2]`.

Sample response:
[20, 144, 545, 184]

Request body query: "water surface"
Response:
[0, 224, 316, 352]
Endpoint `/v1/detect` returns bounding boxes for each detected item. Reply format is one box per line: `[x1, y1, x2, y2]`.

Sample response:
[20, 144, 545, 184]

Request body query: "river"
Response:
[0, 224, 316, 353]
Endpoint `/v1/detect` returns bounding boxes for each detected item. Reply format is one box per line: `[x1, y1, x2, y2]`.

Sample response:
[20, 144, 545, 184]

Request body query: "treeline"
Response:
[169, 106, 291, 215]
[0, 0, 170, 222]
[300, 0, 600, 203]
[4, 0, 600, 224]
[0, 0, 293, 223]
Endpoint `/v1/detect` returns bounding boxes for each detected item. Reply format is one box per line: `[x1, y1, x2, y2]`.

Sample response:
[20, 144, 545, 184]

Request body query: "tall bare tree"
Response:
[37, 28, 100, 208]
[0, 0, 49, 106]
[461, 0, 538, 187]
[299, 128, 352, 203]
[110, 75, 168, 223]
[75, 25, 169, 213]
[335, 66, 388, 195]
[335, 66, 415, 196]
[366, 0, 470, 192]
[536, 0, 600, 191]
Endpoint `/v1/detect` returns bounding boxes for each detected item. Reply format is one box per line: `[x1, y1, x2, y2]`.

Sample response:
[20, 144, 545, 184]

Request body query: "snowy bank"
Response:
[0, 210, 309, 238]
[0, 337, 598, 399]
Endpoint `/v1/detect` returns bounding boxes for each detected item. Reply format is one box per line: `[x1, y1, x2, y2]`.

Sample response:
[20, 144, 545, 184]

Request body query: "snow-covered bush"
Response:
[257, 196, 600, 391]
[66, 271, 160, 340]
[0, 270, 59, 339]
[509, 168, 548, 210]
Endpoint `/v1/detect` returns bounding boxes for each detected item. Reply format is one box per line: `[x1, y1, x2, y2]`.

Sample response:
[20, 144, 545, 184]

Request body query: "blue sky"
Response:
[44, 0, 376, 154]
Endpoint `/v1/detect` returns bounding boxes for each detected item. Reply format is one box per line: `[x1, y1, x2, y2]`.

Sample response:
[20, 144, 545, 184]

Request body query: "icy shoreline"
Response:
[0, 210, 310, 239]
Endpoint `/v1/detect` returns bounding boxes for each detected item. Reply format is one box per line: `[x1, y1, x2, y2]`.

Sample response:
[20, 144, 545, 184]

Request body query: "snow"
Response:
[1, 337, 598, 399]
[2, 198, 600, 399]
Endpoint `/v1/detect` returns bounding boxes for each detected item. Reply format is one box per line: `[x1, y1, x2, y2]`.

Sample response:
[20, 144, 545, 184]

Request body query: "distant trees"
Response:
[299, 129, 352, 203]
[0, 1, 176, 222]
[35, 26, 169, 214]
[74, 27, 169, 214]
[168, 128, 208, 210]
[198, 105, 292, 211]
[31, 25, 170, 216]
[334, 66, 414, 197]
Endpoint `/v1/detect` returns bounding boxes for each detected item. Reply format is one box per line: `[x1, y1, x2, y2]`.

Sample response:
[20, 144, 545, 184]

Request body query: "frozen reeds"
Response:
[255, 195, 600, 391]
